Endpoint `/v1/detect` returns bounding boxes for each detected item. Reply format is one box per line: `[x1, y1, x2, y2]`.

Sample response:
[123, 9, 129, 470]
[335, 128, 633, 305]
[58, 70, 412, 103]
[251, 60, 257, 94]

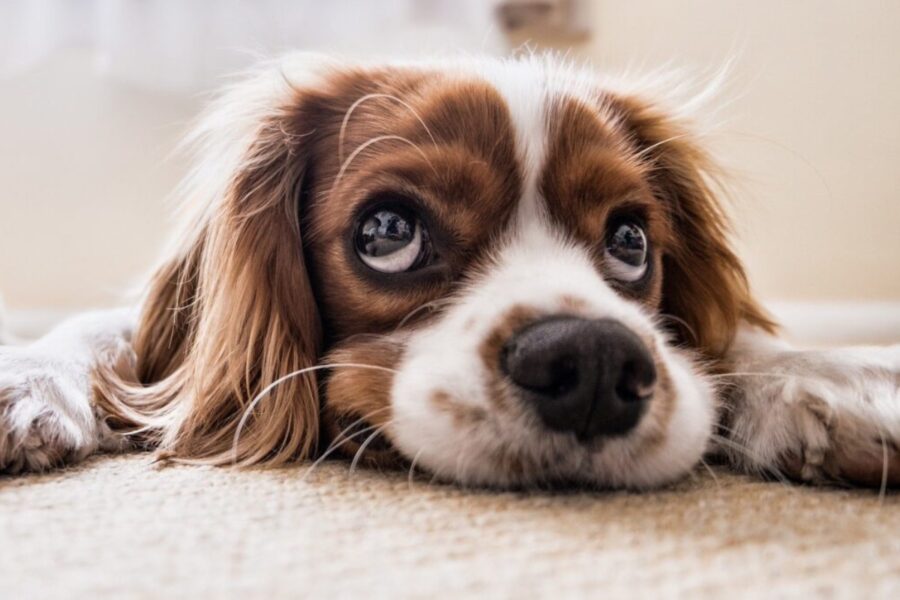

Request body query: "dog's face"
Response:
[119, 55, 771, 489]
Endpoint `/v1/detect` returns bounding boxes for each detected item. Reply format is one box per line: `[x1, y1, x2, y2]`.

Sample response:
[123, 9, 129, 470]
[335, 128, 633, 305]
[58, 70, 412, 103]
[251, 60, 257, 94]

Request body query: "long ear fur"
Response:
[96, 57, 329, 466]
[614, 94, 776, 358]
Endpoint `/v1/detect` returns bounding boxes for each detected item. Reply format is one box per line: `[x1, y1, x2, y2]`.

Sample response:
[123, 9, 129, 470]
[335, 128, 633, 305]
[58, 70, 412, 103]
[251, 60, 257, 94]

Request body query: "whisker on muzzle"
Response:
[709, 433, 792, 487]
[231, 363, 399, 465]
[349, 420, 396, 476]
[300, 412, 391, 484]
[395, 298, 456, 331]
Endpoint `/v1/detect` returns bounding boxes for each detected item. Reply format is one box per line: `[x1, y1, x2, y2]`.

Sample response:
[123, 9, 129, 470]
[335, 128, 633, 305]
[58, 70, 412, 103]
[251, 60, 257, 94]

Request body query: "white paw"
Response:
[0, 349, 112, 473]
[722, 344, 900, 486]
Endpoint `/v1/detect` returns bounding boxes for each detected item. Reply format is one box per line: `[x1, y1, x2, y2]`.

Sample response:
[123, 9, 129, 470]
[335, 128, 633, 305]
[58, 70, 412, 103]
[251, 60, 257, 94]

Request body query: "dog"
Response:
[1, 53, 898, 488]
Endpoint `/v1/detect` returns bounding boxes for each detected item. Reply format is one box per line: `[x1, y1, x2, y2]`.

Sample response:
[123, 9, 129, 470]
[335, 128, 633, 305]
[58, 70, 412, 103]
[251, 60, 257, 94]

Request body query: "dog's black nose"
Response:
[500, 317, 656, 440]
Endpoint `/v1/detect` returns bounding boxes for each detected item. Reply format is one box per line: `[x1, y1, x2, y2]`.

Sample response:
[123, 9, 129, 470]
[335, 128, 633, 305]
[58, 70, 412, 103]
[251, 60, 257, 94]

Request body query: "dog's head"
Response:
[109, 54, 773, 488]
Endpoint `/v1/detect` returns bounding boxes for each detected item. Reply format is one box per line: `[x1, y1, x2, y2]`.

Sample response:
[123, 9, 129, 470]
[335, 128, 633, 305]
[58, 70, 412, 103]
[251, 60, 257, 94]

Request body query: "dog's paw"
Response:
[721, 344, 900, 487]
[0, 349, 110, 474]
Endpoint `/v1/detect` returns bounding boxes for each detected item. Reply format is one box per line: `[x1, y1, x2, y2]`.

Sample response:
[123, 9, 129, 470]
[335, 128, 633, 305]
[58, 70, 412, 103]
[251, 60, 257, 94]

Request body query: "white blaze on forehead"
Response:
[473, 60, 552, 223]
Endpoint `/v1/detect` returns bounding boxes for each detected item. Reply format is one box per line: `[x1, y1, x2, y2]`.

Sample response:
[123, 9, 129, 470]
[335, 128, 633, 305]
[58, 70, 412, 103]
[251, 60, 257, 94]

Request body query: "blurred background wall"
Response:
[1, 1, 898, 321]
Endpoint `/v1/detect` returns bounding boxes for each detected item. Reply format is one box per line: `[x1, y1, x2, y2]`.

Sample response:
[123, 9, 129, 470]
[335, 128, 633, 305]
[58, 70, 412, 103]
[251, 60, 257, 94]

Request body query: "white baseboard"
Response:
[4, 302, 900, 346]
[767, 301, 900, 346]
[4, 309, 78, 341]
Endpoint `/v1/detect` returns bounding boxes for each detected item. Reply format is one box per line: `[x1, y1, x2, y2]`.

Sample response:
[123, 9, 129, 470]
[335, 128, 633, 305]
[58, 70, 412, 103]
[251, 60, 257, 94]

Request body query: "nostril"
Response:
[616, 358, 657, 403]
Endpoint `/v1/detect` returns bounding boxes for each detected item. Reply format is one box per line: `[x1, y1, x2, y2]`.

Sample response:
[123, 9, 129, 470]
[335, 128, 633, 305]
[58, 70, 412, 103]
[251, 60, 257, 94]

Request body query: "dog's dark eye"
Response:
[605, 221, 648, 282]
[355, 206, 433, 273]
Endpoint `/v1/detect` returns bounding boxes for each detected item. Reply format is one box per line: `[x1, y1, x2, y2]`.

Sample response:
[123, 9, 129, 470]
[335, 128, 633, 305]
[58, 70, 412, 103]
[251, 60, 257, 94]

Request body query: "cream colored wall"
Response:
[571, 0, 900, 300]
[1, 2, 898, 312]
[0, 50, 197, 310]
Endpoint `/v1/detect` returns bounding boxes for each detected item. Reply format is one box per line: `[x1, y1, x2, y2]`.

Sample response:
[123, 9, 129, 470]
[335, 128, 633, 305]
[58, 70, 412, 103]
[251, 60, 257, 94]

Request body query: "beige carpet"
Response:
[1, 455, 898, 599]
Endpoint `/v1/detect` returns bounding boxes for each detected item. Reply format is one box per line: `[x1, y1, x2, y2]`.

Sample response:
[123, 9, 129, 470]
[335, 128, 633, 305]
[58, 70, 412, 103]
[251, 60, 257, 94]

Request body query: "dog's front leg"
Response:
[0, 309, 136, 473]
[717, 327, 900, 486]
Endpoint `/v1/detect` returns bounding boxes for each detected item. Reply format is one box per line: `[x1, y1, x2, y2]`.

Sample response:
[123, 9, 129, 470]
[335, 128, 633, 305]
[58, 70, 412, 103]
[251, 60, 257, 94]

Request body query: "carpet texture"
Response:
[1, 455, 898, 599]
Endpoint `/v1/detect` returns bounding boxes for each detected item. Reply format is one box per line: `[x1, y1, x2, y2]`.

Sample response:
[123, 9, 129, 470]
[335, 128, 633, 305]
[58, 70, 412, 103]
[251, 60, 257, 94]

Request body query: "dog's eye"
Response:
[355, 206, 432, 273]
[605, 221, 648, 282]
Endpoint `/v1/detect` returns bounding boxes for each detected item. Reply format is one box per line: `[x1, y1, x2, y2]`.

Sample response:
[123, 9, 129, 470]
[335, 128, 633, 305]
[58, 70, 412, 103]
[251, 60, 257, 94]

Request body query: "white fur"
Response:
[721, 328, 900, 483]
[0, 310, 134, 473]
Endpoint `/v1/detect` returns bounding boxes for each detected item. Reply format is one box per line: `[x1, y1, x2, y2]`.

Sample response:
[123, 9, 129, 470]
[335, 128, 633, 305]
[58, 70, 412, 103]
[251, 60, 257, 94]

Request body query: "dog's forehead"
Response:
[391, 63, 650, 238]
[321, 60, 637, 217]
[408, 59, 609, 190]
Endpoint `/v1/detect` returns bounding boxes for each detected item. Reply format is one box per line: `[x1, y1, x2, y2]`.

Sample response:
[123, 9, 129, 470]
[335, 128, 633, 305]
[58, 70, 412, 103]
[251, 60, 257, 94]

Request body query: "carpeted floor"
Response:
[1, 455, 898, 599]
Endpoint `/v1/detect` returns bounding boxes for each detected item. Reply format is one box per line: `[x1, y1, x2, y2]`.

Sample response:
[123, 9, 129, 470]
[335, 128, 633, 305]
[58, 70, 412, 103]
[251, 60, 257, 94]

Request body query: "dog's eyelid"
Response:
[605, 200, 651, 225]
[356, 189, 423, 215]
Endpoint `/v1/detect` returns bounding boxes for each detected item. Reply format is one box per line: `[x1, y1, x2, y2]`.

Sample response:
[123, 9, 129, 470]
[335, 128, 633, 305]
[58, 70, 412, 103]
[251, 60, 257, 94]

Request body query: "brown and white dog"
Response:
[1, 54, 898, 488]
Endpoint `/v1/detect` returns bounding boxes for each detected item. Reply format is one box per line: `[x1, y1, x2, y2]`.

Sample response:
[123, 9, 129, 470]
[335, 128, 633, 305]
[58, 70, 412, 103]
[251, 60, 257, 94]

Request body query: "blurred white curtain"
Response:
[0, 0, 505, 93]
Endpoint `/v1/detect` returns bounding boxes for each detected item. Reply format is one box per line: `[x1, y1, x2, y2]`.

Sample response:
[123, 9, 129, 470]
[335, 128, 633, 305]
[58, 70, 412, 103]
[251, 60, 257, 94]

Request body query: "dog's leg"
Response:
[718, 328, 900, 486]
[0, 309, 136, 473]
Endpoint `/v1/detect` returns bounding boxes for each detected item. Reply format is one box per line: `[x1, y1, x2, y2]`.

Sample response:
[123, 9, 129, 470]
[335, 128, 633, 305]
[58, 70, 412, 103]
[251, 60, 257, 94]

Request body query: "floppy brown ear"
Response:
[614, 95, 775, 358]
[96, 67, 325, 466]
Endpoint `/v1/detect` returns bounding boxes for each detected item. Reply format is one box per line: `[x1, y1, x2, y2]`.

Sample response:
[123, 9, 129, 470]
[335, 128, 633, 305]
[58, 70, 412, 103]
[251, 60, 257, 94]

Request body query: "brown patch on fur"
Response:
[605, 94, 776, 358]
[829, 447, 900, 487]
[558, 295, 590, 314]
[542, 98, 670, 308]
[304, 75, 522, 338]
[479, 305, 541, 408]
[430, 390, 488, 426]
[478, 305, 544, 415]
[493, 447, 528, 482]
[319, 333, 407, 469]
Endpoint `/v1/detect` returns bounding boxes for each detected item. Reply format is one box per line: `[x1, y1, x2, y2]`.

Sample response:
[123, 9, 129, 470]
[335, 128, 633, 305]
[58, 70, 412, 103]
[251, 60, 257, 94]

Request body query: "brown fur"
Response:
[608, 95, 776, 357]
[479, 305, 541, 413]
[304, 78, 522, 337]
[542, 98, 671, 308]
[96, 95, 323, 466]
[320, 335, 407, 468]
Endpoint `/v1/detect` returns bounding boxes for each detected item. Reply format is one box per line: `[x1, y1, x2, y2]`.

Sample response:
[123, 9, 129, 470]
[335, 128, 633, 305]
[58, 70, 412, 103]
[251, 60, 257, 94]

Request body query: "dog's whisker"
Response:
[338, 93, 439, 164]
[708, 371, 836, 385]
[698, 457, 721, 490]
[331, 134, 437, 196]
[877, 425, 890, 506]
[710, 433, 792, 487]
[301, 405, 395, 479]
[348, 421, 394, 476]
[328, 406, 394, 451]
[656, 313, 699, 345]
[407, 447, 426, 491]
[395, 298, 456, 331]
[300, 423, 383, 484]
[631, 133, 690, 162]
[231, 363, 399, 465]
